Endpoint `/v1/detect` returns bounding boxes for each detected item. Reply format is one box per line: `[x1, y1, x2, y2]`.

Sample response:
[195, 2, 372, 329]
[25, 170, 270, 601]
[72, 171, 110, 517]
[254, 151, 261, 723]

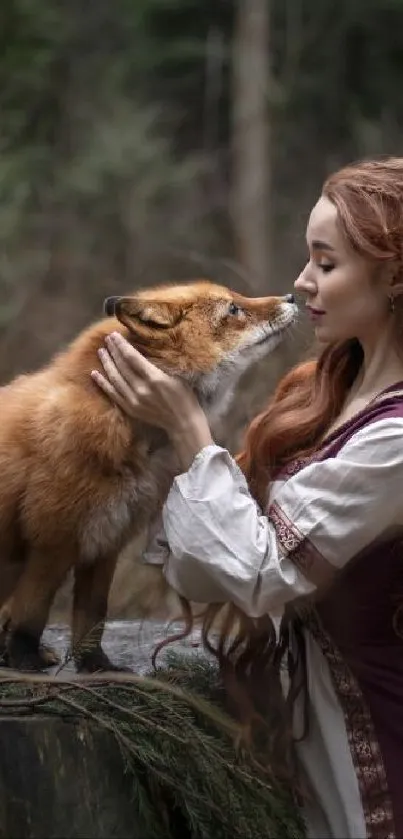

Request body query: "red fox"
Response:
[0, 280, 296, 672]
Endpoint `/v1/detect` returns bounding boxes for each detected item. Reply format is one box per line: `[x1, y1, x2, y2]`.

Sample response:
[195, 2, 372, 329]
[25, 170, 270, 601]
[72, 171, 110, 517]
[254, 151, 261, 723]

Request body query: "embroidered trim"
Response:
[372, 388, 403, 405]
[276, 457, 312, 481]
[305, 609, 396, 839]
[269, 501, 336, 588]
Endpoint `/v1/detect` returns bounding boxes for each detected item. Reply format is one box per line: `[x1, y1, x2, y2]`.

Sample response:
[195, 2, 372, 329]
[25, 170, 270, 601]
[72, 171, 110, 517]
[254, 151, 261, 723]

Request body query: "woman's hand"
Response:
[91, 331, 214, 471]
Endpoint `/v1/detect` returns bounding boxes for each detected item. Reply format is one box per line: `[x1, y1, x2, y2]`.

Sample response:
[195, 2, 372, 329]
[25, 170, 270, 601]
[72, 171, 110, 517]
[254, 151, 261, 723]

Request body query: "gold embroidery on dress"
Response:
[269, 501, 336, 588]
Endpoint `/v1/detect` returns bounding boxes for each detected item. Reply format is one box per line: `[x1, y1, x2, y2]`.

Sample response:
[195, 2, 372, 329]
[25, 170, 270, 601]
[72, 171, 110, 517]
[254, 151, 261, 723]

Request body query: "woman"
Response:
[92, 157, 403, 839]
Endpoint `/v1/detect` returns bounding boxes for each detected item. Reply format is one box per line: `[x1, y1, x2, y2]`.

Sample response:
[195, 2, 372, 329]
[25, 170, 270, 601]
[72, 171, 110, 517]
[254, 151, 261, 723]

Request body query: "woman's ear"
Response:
[382, 260, 403, 299]
[390, 279, 403, 299]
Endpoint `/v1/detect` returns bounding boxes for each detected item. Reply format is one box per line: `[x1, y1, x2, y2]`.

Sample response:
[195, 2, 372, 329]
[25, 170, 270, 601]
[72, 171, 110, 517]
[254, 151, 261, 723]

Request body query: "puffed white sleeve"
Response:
[142, 419, 403, 617]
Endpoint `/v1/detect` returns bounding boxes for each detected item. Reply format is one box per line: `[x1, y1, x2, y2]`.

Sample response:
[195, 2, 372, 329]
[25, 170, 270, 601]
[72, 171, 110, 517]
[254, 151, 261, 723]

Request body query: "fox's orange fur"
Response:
[0, 280, 295, 671]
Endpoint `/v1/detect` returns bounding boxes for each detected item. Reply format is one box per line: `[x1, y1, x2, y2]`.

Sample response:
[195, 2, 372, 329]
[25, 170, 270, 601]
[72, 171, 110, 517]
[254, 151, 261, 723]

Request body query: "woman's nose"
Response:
[294, 266, 316, 294]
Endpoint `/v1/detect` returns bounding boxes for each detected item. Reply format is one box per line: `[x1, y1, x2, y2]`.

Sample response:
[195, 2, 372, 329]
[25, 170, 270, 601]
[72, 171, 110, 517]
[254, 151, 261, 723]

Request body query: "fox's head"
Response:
[103, 280, 297, 416]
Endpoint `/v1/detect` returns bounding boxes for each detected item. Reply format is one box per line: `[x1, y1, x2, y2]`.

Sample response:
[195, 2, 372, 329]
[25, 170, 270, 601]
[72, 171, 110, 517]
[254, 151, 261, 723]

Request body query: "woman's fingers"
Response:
[105, 332, 162, 382]
[101, 339, 140, 389]
[97, 348, 141, 405]
[91, 369, 135, 414]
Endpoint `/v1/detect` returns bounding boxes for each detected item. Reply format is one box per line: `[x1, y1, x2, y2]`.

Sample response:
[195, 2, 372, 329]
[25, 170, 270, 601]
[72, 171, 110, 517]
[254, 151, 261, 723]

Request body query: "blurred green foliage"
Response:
[1, 0, 403, 357]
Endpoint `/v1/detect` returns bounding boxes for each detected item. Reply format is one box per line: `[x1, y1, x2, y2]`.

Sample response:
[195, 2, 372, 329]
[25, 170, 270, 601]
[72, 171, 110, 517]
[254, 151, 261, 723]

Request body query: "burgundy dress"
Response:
[270, 385, 403, 838]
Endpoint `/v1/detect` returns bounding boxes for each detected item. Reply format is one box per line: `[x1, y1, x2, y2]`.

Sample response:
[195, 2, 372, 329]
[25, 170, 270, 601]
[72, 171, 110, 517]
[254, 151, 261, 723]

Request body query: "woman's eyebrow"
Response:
[311, 239, 335, 252]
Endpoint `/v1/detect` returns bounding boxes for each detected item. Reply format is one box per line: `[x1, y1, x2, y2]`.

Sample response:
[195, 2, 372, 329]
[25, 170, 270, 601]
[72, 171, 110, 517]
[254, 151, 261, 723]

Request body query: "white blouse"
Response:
[143, 417, 403, 616]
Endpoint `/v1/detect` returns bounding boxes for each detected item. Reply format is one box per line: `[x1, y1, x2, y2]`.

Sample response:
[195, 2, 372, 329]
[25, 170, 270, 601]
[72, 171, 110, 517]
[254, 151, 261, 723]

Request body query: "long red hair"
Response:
[165, 158, 403, 782]
[239, 156, 403, 503]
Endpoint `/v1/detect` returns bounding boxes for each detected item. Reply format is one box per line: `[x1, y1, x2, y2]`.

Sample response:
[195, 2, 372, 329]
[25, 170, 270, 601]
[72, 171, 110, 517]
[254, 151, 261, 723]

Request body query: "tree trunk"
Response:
[230, 0, 272, 293]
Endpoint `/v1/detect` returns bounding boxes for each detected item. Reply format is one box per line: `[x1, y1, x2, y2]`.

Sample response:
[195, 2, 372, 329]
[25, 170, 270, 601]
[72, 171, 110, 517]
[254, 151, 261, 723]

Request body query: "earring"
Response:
[389, 294, 396, 313]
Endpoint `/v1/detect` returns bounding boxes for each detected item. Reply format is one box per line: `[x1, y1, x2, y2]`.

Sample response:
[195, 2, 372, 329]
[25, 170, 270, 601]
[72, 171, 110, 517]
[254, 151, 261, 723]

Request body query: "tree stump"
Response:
[0, 620, 201, 839]
[0, 715, 140, 838]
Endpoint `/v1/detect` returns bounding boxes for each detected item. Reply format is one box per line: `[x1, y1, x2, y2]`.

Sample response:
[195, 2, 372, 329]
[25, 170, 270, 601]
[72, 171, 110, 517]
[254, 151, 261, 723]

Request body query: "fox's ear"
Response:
[121, 299, 182, 329]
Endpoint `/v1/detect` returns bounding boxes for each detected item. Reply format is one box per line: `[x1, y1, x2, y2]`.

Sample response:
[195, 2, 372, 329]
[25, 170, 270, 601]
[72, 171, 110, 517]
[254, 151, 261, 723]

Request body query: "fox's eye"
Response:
[228, 302, 243, 316]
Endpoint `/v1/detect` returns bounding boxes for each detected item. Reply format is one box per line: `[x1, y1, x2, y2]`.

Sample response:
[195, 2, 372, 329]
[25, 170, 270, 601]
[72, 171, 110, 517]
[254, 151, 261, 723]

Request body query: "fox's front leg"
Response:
[71, 553, 126, 672]
[3, 547, 72, 671]
[0, 561, 20, 663]
[0, 575, 60, 668]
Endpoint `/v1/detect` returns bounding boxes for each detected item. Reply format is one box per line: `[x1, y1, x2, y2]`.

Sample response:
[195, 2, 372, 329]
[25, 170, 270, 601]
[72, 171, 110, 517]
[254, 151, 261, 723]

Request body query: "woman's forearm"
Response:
[161, 445, 315, 615]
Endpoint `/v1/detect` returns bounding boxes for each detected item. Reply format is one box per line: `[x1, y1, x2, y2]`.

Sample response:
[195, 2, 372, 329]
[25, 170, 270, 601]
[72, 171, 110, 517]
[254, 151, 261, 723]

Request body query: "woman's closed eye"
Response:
[318, 261, 335, 273]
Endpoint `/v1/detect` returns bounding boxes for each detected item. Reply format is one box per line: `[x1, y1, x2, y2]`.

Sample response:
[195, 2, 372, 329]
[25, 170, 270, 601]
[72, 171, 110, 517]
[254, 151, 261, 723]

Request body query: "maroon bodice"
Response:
[309, 387, 403, 837]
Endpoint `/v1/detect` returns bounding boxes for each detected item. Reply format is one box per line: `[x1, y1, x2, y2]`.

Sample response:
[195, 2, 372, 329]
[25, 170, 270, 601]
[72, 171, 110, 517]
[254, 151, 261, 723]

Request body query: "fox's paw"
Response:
[4, 630, 52, 672]
[74, 647, 132, 674]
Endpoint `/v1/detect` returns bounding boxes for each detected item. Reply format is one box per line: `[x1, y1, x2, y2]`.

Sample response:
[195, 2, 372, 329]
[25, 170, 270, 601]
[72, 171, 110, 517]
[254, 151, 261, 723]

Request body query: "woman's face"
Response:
[294, 195, 391, 345]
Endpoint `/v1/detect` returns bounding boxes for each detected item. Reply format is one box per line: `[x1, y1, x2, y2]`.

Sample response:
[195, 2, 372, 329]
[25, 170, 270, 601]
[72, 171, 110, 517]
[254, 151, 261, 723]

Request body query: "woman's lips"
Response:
[306, 305, 326, 319]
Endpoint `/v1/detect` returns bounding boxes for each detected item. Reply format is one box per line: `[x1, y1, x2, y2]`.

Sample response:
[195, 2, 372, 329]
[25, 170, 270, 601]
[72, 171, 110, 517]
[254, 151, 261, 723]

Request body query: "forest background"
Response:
[2, 0, 403, 618]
